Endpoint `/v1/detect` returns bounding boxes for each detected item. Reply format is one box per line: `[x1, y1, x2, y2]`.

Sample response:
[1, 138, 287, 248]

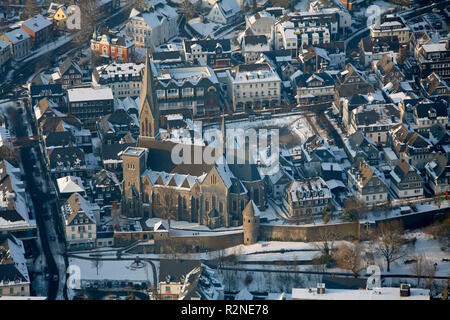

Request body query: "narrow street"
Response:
[9, 103, 60, 300]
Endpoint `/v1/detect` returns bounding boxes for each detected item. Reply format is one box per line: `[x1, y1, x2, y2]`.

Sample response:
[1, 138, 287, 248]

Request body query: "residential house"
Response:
[100, 142, 135, 175]
[347, 160, 388, 205]
[90, 169, 121, 206]
[47, 147, 87, 180]
[344, 130, 379, 166]
[56, 175, 86, 201]
[359, 36, 400, 67]
[370, 14, 410, 44]
[56, 57, 83, 89]
[424, 153, 450, 195]
[294, 72, 334, 106]
[28, 83, 64, 107]
[400, 99, 449, 133]
[0, 40, 11, 73]
[91, 28, 135, 62]
[97, 109, 139, 144]
[62, 192, 99, 250]
[421, 72, 450, 99]
[183, 39, 232, 69]
[282, 177, 332, 221]
[206, 0, 242, 25]
[415, 40, 450, 81]
[125, 2, 178, 48]
[389, 123, 434, 170]
[0, 160, 37, 240]
[20, 14, 53, 48]
[0, 233, 30, 297]
[373, 55, 405, 87]
[0, 28, 31, 61]
[158, 259, 202, 300]
[241, 35, 269, 63]
[349, 103, 401, 146]
[92, 62, 145, 99]
[245, 8, 283, 37]
[390, 159, 424, 198]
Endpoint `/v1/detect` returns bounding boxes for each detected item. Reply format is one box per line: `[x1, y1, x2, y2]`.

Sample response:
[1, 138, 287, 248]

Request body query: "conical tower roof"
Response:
[243, 200, 260, 217]
[139, 49, 156, 115]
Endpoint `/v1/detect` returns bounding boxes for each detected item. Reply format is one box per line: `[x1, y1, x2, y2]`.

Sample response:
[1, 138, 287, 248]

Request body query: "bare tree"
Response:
[21, 0, 40, 20]
[312, 228, 337, 268]
[371, 221, 406, 272]
[423, 259, 437, 291]
[409, 254, 425, 287]
[342, 197, 367, 222]
[335, 241, 364, 278]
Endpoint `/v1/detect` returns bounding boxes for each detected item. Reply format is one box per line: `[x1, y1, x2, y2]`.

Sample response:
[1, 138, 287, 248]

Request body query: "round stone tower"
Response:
[243, 200, 260, 245]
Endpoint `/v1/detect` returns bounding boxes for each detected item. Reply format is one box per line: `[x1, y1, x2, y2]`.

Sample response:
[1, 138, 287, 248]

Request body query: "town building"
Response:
[91, 28, 135, 63]
[206, 0, 242, 25]
[359, 36, 400, 67]
[370, 14, 410, 44]
[294, 72, 334, 106]
[282, 177, 332, 221]
[154, 65, 221, 116]
[20, 14, 53, 48]
[226, 63, 281, 111]
[389, 124, 434, 170]
[0, 28, 31, 61]
[67, 86, 114, 130]
[415, 40, 450, 81]
[90, 169, 121, 206]
[56, 57, 83, 89]
[0, 40, 11, 73]
[241, 35, 270, 63]
[349, 103, 401, 146]
[390, 159, 424, 198]
[62, 192, 99, 251]
[424, 153, 450, 195]
[347, 160, 388, 205]
[92, 62, 145, 99]
[183, 39, 232, 69]
[0, 233, 30, 297]
[125, 1, 178, 49]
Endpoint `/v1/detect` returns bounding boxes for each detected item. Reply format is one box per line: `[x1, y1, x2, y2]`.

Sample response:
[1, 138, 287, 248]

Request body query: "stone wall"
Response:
[259, 222, 360, 242]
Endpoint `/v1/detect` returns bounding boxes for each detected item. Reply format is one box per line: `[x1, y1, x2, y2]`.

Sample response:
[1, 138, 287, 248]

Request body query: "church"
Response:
[121, 52, 266, 228]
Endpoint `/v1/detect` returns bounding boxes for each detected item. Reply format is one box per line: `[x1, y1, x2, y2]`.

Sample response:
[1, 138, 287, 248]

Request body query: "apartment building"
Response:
[226, 63, 281, 111]
[92, 62, 145, 99]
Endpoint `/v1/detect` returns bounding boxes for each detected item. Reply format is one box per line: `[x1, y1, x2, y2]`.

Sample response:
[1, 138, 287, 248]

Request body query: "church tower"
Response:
[138, 50, 160, 142]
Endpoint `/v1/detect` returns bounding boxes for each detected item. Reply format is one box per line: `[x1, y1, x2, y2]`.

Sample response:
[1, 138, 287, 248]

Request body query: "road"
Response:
[9, 104, 60, 300]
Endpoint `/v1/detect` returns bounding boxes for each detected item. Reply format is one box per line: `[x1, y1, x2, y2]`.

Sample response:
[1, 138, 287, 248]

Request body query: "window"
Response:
[182, 87, 194, 96]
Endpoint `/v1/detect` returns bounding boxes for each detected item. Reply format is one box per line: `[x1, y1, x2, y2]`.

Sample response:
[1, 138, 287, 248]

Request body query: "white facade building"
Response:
[226, 63, 281, 111]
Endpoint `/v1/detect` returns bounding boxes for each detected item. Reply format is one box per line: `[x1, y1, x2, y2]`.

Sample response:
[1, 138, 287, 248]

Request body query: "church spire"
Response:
[138, 49, 159, 141]
[221, 110, 226, 156]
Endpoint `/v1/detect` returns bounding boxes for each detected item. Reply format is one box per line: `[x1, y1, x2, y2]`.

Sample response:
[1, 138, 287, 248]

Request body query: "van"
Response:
[400, 206, 412, 215]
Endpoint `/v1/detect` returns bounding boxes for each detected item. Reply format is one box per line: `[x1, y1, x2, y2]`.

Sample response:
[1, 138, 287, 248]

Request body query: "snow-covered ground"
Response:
[68, 257, 158, 284]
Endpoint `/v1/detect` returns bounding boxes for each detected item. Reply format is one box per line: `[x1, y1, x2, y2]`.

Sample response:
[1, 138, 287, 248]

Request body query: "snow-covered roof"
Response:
[3, 28, 30, 44]
[156, 66, 218, 87]
[67, 87, 113, 102]
[22, 14, 53, 33]
[57, 176, 85, 194]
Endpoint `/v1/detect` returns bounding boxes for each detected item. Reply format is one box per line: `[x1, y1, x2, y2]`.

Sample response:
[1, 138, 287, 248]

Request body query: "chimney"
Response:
[317, 283, 325, 294]
[400, 283, 410, 297]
